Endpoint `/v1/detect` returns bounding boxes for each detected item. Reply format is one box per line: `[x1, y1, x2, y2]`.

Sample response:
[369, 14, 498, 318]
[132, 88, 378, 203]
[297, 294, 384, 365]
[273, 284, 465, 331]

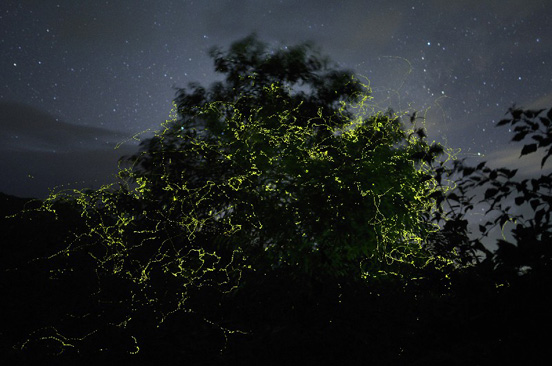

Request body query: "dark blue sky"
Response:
[1, 0, 551, 249]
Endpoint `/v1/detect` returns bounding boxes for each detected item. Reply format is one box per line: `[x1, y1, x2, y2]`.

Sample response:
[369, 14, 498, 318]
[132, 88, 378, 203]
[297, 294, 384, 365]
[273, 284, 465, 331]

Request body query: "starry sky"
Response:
[1, 0, 551, 247]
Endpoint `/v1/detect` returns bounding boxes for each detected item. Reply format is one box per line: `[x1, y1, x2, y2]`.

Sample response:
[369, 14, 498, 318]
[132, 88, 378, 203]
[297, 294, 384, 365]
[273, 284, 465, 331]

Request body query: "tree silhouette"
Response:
[119, 33, 449, 281]
[419, 106, 552, 364]
[1, 34, 451, 362]
[439, 106, 552, 279]
[10, 35, 542, 364]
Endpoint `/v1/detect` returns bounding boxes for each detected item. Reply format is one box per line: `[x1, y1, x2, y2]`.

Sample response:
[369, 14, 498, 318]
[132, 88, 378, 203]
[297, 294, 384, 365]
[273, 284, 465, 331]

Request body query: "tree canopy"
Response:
[5, 34, 551, 364]
[116, 33, 450, 281]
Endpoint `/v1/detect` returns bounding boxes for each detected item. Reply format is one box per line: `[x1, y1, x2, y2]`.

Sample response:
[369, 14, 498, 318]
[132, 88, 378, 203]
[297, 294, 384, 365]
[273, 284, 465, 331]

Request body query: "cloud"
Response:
[483, 144, 552, 178]
[428, 0, 544, 20]
[0, 102, 137, 199]
[0, 102, 128, 151]
[337, 3, 402, 53]
[523, 93, 552, 110]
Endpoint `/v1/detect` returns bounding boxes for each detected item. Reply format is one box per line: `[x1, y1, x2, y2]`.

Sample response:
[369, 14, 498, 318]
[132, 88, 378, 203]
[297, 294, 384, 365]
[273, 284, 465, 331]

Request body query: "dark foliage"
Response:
[1, 35, 551, 364]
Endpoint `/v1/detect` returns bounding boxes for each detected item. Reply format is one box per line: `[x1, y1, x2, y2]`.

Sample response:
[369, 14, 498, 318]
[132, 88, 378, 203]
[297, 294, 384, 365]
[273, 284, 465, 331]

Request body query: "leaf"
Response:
[520, 143, 537, 157]
[535, 208, 546, 225]
[511, 109, 523, 121]
[479, 224, 486, 233]
[527, 120, 539, 130]
[429, 191, 443, 199]
[416, 128, 427, 139]
[512, 131, 529, 141]
[476, 161, 486, 170]
[547, 108, 552, 122]
[530, 199, 540, 211]
[463, 167, 475, 176]
[539, 117, 550, 127]
[447, 193, 460, 202]
[514, 196, 525, 206]
[541, 152, 551, 168]
[410, 151, 426, 160]
[484, 188, 499, 200]
[429, 143, 444, 155]
[496, 168, 517, 179]
[419, 174, 433, 182]
[538, 136, 552, 148]
[499, 214, 510, 229]
[496, 119, 511, 126]
[531, 179, 539, 192]
[524, 109, 544, 119]
[513, 125, 527, 132]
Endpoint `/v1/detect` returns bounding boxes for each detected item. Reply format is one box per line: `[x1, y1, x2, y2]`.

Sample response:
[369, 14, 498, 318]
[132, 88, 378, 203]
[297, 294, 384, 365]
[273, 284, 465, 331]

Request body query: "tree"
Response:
[412, 106, 552, 364]
[440, 106, 552, 279]
[120, 33, 448, 280]
[3, 34, 458, 362]
[4, 33, 551, 359]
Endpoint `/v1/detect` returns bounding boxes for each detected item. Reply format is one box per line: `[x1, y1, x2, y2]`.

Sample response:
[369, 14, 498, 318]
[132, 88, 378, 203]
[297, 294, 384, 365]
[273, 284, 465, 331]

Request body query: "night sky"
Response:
[1, 0, 551, 243]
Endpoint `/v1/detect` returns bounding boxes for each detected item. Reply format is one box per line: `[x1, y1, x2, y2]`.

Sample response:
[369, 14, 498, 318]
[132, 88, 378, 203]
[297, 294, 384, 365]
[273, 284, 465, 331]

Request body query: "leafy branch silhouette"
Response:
[2, 35, 551, 365]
